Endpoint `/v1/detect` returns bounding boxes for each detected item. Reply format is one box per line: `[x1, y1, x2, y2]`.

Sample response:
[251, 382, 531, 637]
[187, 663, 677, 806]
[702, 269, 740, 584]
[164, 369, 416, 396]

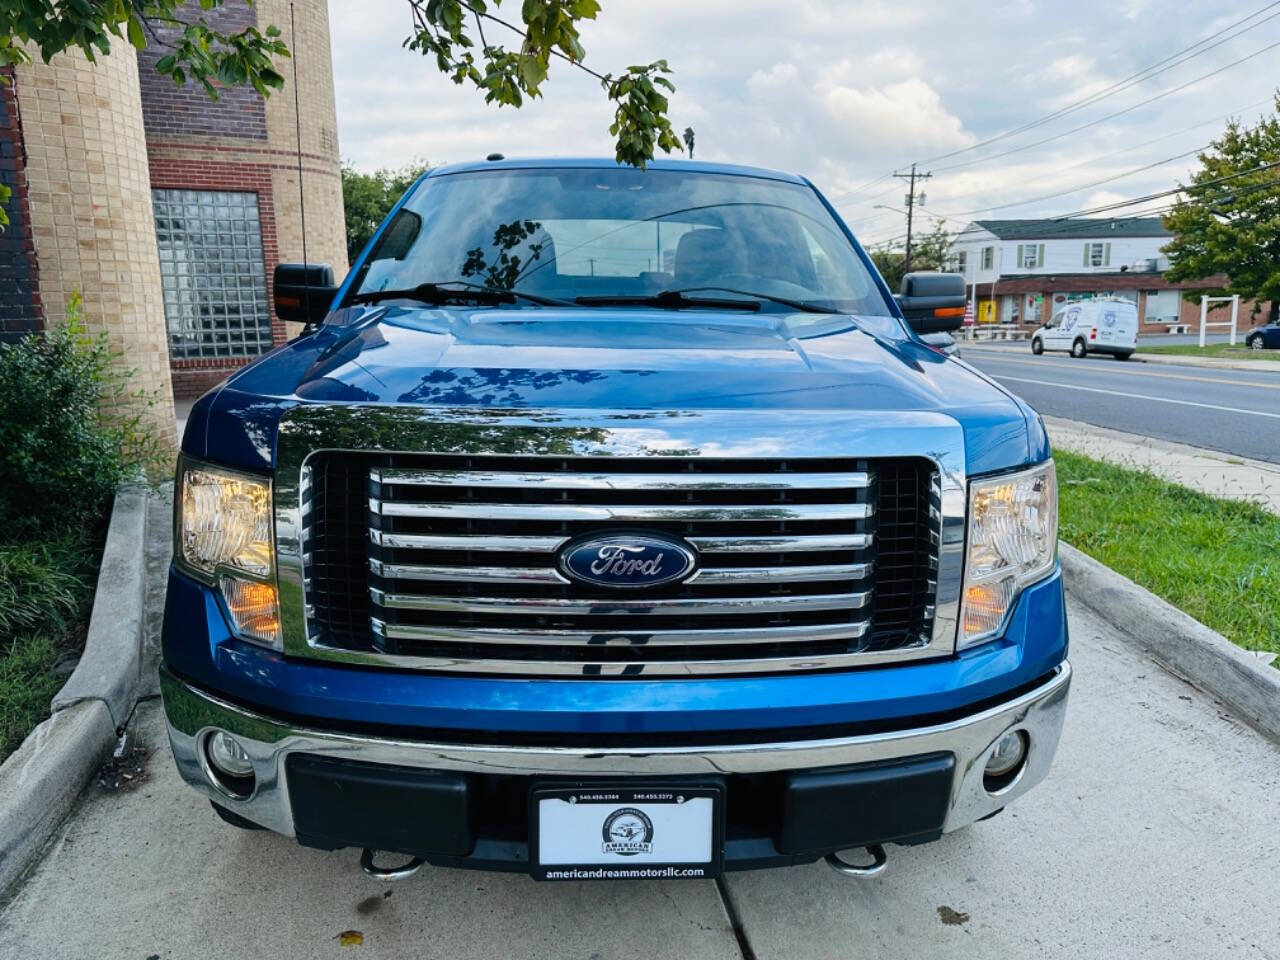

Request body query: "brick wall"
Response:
[137, 1, 268, 141]
[15, 45, 175, 448]
[0, 68, 41, 341]
[137, 0, 345, 395]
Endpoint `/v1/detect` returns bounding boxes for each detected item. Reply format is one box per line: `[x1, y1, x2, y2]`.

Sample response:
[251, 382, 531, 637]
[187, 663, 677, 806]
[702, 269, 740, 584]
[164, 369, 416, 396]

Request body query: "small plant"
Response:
[0, 293, 164, 541]
[0, 295, 164, 758]
[0, 540, 89, 638]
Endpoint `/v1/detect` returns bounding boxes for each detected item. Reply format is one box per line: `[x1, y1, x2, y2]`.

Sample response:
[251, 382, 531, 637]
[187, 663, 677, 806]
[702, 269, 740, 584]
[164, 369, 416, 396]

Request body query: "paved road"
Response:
[2, 598, 1278, 959]
[961, 344, 1280, 464]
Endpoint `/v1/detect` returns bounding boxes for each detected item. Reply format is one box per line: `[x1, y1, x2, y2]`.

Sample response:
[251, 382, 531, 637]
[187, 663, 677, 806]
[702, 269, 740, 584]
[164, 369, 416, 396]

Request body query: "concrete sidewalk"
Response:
[1134, 351, 1280, 374]
[2, 600, 1277, 959]
[1043, 415, 1280, 515]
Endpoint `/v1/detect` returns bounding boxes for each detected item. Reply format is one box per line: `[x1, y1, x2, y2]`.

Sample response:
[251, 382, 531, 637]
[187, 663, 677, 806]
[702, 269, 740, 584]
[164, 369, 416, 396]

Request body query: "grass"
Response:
[1138, 342, 1280, 362]
[1056, 450, 1280, 660]
[0, 535, 100, 761]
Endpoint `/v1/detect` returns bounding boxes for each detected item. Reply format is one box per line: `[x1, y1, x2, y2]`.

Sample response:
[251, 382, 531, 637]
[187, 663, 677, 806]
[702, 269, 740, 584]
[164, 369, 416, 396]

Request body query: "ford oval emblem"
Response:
[558, 533, 697, 590]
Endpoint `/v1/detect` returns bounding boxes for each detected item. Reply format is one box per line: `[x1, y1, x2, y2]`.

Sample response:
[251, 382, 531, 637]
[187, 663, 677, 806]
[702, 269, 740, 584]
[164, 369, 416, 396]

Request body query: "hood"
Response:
[187, 305, 1041, 473]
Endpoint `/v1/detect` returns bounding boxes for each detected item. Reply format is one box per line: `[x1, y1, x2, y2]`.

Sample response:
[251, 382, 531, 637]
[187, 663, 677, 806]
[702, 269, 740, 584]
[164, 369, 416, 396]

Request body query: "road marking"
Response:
[966, 351, 1280, 391]
[990, 374, 1280, 421]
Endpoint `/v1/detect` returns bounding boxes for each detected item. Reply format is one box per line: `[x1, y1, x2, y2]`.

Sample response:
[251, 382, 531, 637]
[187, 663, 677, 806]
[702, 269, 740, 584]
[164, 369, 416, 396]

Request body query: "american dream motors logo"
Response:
[601, 807, 654, 856]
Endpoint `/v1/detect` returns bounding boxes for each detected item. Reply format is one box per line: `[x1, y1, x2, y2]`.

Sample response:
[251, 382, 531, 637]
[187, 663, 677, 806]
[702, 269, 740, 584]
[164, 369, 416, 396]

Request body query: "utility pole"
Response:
[893, 163, 932, 273]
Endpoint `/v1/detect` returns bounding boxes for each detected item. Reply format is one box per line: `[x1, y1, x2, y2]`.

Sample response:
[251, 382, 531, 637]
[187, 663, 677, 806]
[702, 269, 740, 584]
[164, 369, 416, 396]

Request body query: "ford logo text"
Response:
[558, 534, 697, 590]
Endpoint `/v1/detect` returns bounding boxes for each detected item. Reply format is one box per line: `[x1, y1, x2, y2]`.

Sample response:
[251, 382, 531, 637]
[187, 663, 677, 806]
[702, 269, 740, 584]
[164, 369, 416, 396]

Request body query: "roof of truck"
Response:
[426, 156, 808, 185]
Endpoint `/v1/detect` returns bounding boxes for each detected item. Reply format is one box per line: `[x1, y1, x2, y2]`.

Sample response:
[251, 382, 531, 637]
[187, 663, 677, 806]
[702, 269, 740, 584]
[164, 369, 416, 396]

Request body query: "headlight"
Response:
[958, 461, 1057, 649]
[177, 459, 281, 649]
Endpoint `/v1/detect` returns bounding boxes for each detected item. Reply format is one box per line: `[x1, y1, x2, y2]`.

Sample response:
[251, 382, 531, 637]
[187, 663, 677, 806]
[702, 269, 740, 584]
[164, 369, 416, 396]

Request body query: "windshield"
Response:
[347, 167, 893, 316]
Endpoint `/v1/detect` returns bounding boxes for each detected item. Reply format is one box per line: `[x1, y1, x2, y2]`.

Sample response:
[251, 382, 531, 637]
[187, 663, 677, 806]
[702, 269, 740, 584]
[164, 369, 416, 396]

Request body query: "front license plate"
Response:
[530, 784, 723, 881]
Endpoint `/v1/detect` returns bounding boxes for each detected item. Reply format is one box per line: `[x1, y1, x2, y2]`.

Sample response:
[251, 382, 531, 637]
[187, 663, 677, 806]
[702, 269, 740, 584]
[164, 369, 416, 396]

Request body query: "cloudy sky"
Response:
[328, 1, 1280, 247]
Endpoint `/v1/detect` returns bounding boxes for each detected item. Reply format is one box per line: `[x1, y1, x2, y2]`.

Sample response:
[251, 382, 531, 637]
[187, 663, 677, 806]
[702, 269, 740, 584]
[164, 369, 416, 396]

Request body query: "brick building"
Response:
[948, 218, 1269, 334]
[0, 0, 346, 424]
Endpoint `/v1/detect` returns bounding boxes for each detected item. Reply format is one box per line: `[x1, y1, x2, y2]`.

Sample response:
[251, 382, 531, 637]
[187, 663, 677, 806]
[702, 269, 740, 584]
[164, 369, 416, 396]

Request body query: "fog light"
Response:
[204, 731, 256, 798]
[983, 730, 1028, 793]
[208, 731, 253, 777]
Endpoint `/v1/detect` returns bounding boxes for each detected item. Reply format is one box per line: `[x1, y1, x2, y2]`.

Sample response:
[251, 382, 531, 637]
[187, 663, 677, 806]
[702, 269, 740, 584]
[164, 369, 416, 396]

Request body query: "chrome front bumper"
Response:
[160, 661, 1071, 843]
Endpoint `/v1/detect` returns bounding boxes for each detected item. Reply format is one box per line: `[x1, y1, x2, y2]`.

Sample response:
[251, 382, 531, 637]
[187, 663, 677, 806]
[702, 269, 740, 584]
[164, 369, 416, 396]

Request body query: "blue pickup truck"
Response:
[161, 157, 1069, 882]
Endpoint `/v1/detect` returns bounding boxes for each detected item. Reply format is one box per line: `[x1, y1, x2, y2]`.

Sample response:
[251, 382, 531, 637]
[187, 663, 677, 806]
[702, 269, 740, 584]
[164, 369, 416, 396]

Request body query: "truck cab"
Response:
[161, 158, 1069, 881]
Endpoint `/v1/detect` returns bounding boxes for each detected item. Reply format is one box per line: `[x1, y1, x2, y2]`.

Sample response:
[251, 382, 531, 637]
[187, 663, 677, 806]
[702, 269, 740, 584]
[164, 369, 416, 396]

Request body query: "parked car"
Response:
[161, 158, 1068, 884]
[1244, 320, 1280, 350]
[1031, 298, 1137, 359]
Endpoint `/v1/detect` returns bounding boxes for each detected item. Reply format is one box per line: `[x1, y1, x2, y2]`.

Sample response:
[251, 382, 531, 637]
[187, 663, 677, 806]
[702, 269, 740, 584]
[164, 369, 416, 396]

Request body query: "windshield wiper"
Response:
[671, 287, 841, 314]
[575, 287, 839, 314]
[350, 281, 571, 308]
[574, 290, 762, 311]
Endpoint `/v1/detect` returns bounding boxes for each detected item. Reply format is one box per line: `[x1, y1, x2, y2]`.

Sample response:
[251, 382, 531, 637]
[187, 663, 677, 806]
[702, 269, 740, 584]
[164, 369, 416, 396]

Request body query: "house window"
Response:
[153, 189, 271, 360]
[950, 250, 967, 274]
[1088, 242, 1106, 267]
[982, 246, 994, 270]
[1022, 245, 1039, 268]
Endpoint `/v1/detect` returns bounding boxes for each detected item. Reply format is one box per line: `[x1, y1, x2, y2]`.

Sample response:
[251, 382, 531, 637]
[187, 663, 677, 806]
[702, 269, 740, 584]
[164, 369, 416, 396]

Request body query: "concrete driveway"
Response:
[2, 599, 1278, 960]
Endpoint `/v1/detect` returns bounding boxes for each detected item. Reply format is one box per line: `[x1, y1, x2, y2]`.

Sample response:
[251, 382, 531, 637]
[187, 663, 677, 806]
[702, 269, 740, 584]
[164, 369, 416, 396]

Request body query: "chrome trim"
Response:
[688, 533, 873, 553]
[368, 531, 874, 554]
[370, 558, 570, 585]
[161, 662, 1071, 840]
[282, 642, 935, 675]
[371, 498, 875, 523]
[370, 558, 872, 587]
[369, 586, 872, 616]
[372, 466, 870, 491]
[371, 531, 569, 552]
[371, 617, 870, 647]
[688, 562, 872, 585]
[273, 406, 969, 674]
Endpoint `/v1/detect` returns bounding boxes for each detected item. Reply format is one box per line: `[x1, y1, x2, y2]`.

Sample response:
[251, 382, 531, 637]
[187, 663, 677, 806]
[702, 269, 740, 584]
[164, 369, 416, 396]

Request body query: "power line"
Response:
[932, 36, 1280, 175]
[1052, 158, 1280, 219]
[834, 6, 1280, 205]
[906, 95, 1272, 210]
[918, 1, 1280, 166]
[936, 146, 1206, 219]
[855, 160, 1280, 245]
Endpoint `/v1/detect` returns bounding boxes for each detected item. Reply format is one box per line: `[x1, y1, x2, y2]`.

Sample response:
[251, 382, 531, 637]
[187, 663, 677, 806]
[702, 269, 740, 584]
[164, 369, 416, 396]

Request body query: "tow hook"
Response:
[824, 845, 888, 878]
[360, 848, 425, 881]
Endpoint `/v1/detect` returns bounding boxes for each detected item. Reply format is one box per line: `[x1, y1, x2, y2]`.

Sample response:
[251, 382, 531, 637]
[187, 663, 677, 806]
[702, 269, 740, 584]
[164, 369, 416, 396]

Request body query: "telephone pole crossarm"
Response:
[892, 163, 932, 274]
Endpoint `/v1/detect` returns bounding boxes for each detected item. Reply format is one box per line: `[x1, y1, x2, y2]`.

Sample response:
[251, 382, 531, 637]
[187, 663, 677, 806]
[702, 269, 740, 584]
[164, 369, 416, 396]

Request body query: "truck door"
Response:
[1096, 305, 1118, 346]
[1052, 306, 1083, 349]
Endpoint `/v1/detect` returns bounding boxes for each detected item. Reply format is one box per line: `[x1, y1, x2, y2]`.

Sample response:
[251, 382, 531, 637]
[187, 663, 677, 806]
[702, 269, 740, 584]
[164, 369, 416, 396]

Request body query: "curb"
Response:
[1134, 352, 1279, 374]
[0, 483, 167, 899]
[0, 701, 117, 897]
[1060, 542, 1280, 744]
[52, 483, 149, 727]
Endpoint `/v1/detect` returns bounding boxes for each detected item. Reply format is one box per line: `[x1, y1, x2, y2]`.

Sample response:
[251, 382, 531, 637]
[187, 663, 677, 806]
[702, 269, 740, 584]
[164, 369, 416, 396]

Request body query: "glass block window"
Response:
[153, 189, 272, 359]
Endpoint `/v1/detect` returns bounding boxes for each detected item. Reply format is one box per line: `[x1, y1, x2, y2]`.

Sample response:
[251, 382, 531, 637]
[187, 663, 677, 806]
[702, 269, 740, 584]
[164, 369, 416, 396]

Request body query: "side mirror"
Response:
[274, 262, 339, 325]
[896, 272, 967, 334]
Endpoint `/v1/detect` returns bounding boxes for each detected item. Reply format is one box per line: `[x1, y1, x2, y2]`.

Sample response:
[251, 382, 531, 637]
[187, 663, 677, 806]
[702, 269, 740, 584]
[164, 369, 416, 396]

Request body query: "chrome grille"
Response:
[300, 453, 940, 676]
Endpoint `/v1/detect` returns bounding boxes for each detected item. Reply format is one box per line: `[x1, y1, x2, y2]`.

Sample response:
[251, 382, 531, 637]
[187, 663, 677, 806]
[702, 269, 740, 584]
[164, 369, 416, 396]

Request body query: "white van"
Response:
[1031, 298, 1137, 360]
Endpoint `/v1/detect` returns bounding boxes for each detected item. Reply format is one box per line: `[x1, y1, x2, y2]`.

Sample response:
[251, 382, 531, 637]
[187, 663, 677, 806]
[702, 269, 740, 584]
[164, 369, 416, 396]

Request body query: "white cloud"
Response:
[823, 78, 973, 155]
[326, 0, 1276, 243]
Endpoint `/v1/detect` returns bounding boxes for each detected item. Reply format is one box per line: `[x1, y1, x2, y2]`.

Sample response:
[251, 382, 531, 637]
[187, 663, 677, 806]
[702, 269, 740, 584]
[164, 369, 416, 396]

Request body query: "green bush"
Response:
[0, 296, 162, 758]
[0, 294, 162, 540]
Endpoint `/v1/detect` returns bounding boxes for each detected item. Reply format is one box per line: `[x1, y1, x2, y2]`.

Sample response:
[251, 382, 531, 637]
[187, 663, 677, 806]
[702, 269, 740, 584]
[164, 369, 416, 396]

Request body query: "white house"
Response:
[944, 218, 1209, 329]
